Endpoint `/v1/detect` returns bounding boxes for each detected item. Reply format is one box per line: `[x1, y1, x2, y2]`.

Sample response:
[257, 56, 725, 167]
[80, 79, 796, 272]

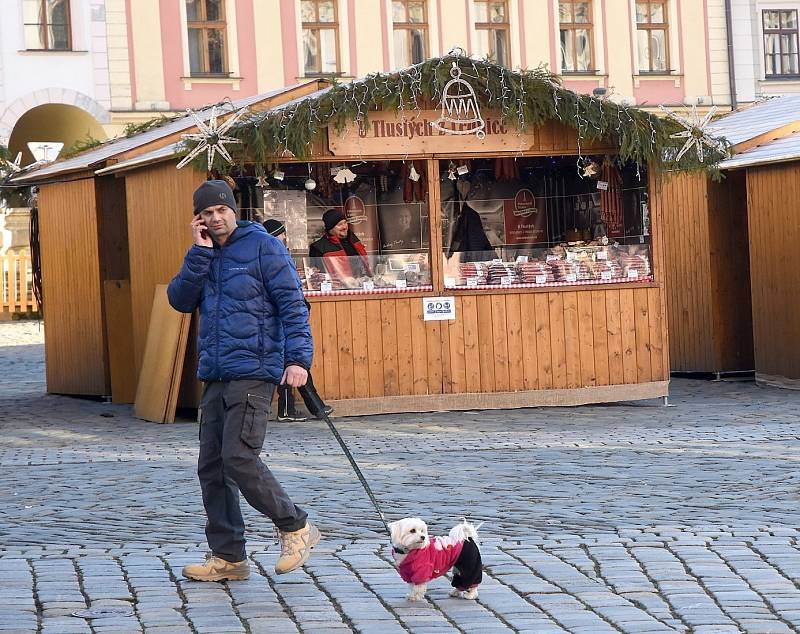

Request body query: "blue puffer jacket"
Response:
[167, 221, 312, 383]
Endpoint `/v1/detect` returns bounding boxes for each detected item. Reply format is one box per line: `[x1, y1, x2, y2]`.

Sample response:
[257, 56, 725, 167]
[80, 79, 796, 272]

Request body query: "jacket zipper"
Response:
[215, 248, 223, 379]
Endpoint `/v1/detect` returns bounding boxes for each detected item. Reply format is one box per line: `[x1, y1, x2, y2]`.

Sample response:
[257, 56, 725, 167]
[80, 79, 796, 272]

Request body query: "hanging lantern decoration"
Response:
[432, 62, 486, 139]
[304, 162, 317, 190]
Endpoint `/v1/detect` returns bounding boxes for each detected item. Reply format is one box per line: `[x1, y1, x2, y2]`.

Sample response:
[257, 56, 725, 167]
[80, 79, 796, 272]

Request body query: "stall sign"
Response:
[342, 192, 381, 253]
[423, 297, 456, 321]
[503, 189, 547, 245]
[328, 110, 540, 156]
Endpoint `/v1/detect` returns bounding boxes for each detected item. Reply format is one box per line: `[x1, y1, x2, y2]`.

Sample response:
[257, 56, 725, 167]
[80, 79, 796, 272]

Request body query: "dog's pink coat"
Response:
[395, 536, 471, 586]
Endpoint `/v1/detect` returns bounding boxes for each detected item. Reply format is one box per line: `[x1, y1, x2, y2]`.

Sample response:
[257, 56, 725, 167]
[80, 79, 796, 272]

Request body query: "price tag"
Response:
[320, 281, 333, 292]
[535, 274, 547, 284]
[404, 262, 420, 272]
[362, 279, 375, 291]
[395, 279, 407, 289]
[516, 255, 529, 263]
[627, 269, 640, 279]
[601, 270, 613, 281]
[566, 273, 577, 283]
[444, 276, 456, 288]
[457, 164, 469, 175]
[597, 180, 609, 191]
[492, 258, 503, 264]
[566, 251, 577, 262]
[546, 254, 559, 262]
[500, 275, 514, 285]
[466, 277, 479, 288]
[596, 250, 608, 260]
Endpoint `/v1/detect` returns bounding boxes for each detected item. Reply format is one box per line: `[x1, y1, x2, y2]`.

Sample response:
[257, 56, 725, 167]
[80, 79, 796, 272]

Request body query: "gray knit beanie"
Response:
[193, 179, 238, 215]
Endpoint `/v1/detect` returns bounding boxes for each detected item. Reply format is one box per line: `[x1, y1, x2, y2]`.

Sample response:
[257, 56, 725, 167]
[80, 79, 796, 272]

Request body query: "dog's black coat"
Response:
[451, 537, 483, 590]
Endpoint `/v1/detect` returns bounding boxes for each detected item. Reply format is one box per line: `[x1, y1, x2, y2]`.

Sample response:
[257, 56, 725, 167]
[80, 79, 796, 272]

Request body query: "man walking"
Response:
[168, 180, 320, 581]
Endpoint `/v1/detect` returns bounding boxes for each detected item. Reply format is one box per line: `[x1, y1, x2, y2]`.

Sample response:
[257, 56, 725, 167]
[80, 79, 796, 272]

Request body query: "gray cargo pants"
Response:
[198, 380, 308, 563]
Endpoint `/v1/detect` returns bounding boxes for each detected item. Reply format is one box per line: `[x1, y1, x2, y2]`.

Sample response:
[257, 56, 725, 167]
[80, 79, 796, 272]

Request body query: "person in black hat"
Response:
[263, 218, 333, 423]
[168, 179, 320, 582]
[308, 209, 371, 286]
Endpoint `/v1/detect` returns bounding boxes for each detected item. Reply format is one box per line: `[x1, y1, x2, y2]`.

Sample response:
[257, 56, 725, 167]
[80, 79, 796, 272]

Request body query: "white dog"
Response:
[388, 517, 483, 601]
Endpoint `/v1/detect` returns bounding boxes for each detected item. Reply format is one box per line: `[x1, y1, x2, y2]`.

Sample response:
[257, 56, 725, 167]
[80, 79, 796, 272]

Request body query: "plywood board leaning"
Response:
[134, 285, 191, 423]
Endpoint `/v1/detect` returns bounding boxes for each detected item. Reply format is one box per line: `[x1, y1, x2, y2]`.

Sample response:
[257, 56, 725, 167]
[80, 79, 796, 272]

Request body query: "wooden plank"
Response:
[562, 291, 581, 388]
[462, 295, 482, 392]
[534, 293, 553, 389]
[548, 292, 567, 389]
[491, 295, 510, 392]
[634, 288, 652, 382]
[395, 298, 414, 395]
[134, 285, 190, 423]
[320, 301, 341, 400]
[440, 306, 453, 393]
[103, 280, 136, 404]
[577, 291, 596, 386]
[476, 295, 496, 392]
[365, 300, 385, 397]
[309, 304, 325, 393]
[381, 300, 399, 396]
[605, 289, 624, 385]
[505, 294, 525, 391]
[345, 300, 369, 395]
[426, 319, 444, 394]
[448, 296, 467, 393]
[410, 298, 430, 395]
[591, 291, 610, 386]
[520, 294, 538, 390]
[647, 288, 666, 381]
[620, 288, 638, 384]
[426, 159, 444, 294]
[335, 302, 355, 399]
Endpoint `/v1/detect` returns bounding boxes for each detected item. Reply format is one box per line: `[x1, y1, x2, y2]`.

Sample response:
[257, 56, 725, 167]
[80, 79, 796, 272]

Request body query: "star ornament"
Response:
[0, 152, 23, 177]
[176, 105, 247, 171]
[659, 104, 724, 164]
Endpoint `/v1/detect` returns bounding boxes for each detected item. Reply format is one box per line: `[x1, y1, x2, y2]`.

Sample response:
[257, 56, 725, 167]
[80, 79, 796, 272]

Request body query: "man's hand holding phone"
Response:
[192, 215, 213, 248]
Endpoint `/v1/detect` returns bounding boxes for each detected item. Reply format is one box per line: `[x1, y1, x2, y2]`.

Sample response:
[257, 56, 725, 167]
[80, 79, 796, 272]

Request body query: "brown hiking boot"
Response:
[275, 522, 321, 574]
[182, 556, 250, 581]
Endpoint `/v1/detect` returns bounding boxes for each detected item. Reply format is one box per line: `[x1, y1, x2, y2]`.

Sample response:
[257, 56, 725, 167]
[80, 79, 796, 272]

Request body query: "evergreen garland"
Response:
[180, 53, 730, 173]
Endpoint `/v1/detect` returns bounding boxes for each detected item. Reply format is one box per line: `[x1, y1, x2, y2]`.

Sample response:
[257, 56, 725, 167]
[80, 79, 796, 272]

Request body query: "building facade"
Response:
[1, 0, 743, 171]
[729, 0, 800, 105]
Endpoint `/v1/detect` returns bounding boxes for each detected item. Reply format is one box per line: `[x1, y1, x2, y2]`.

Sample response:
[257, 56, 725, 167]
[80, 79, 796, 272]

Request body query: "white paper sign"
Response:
[535, 274, 547, 284]
[516, 255, 529, 263]
[627, 269, 640, 279]
[466, 277, 479, 288]
[566, 251, 577, 262]
[320, 281, 333, 292]
[601, 270, 612, 280]
[362, 279, 375, 291]
[457, 164, 469, 175]
[423, 297, 456, 321]
[596, 250, 608, 260]
[597, 180, 609, 191]
[395, 279, 407, 289]
[566, 273, 578, 283]
[546, 254, 559, 262]
[444, 276, 456, 288]
[404, 262, 420, 272]
[500, 275, 514, 285]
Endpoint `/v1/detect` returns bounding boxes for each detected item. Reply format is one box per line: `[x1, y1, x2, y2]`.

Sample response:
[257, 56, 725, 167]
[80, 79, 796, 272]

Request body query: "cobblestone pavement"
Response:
[2, 321, 800, 634]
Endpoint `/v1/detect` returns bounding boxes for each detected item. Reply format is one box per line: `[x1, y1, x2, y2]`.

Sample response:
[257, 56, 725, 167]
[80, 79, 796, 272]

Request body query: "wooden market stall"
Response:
[14, 55, 717, 414]
[11, 81, 325, 399]
[657, 95, 800, 379]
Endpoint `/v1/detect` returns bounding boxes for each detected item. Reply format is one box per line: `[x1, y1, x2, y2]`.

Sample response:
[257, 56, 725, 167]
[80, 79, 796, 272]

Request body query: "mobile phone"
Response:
[195, 214, 209, 240]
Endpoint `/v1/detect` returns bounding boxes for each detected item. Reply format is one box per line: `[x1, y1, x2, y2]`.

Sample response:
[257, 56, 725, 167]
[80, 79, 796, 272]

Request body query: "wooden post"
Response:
[426, 159, 443, 294]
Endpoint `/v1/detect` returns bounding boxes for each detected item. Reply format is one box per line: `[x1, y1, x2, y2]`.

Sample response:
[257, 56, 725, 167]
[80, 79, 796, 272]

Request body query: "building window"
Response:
[302, 0, 339, 75]
[393, 0, 428, 67]
[23, 0, 71, 50]
[763, 10, 799, 77]
[559, 1, 593, 73]
[186, 0, 228, 76]
[474, 1, 509, 66]
[635, 0, 669, 72]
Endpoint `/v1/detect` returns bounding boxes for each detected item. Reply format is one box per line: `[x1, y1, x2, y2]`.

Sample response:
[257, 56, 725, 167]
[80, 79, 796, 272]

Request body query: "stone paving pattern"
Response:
[1, 321, 800, 633]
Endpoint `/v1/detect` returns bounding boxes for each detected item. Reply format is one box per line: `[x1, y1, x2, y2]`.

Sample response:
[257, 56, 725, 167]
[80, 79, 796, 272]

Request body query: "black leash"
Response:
[299, 387, 391, 536]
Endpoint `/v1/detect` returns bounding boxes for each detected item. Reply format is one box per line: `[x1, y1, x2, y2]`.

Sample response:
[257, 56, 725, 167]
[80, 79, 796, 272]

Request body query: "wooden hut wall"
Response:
[745, 162, 800, 387]
[655, 172, 754, 374]
[124, 163, 203, 379]
[38, 178, 110, 395]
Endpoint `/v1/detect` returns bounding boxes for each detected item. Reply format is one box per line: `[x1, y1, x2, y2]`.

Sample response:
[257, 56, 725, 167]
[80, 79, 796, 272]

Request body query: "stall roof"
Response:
[718, 131, 800, 170]
[93, 88, 334, 176]
[708, 95, 800, 147]
[11, 82, 321, 184]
